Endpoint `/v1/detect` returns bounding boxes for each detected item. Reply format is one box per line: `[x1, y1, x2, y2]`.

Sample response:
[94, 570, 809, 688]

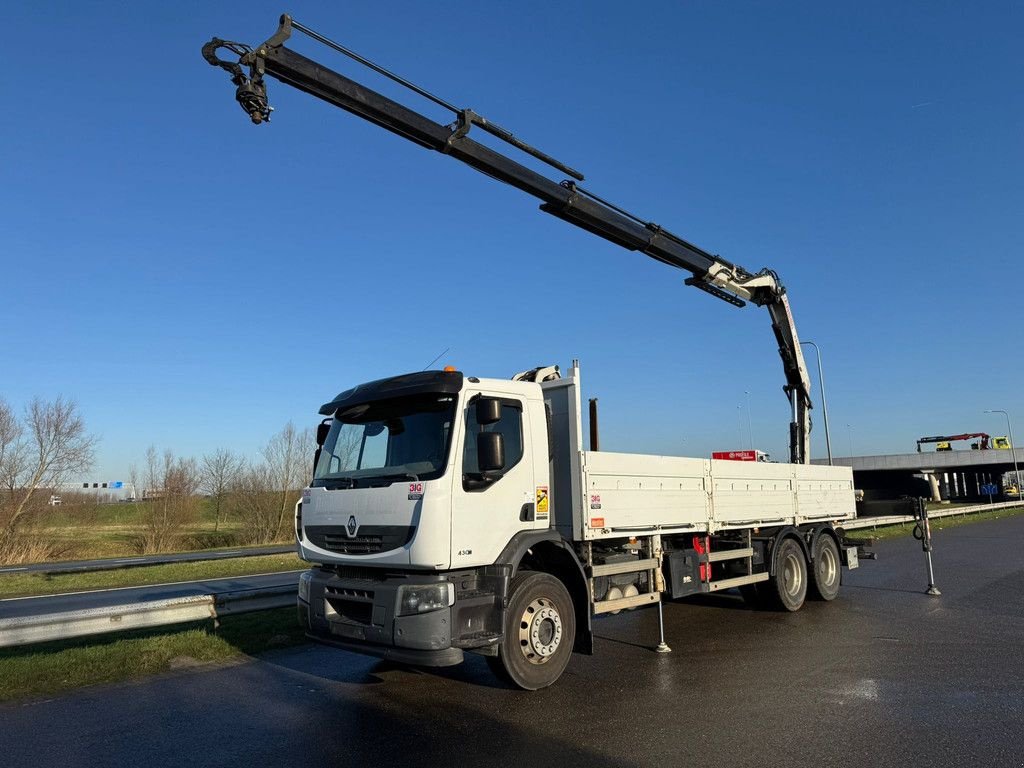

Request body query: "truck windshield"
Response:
[313, 393, 457, 488]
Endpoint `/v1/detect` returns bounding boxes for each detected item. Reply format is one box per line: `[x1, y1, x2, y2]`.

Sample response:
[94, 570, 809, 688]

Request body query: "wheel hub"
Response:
[783, 552, 803, 597]
[819, 545, 837, 585]
[518, 597, 563, 665]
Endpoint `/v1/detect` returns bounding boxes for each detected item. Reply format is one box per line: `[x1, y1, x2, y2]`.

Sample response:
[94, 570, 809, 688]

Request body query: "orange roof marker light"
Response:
[443, 366, 457, 372]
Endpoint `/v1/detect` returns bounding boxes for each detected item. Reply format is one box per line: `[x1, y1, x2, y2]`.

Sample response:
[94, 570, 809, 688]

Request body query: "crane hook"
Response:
[201, 38, 273, 124]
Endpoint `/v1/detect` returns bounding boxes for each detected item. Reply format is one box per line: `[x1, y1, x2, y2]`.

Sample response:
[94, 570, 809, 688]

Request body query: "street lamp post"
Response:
[984, 409, 1022, 499]
[744, 390, 754, 451]
[800, 341, 833, 465]
[846, 424, 854, 460]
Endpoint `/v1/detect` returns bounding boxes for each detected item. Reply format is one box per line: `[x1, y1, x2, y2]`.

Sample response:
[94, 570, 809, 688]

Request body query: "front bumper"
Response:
[297, 567, 464, 667]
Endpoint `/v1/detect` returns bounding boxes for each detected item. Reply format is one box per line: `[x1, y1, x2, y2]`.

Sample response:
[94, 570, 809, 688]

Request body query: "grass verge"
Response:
[846, 504, 1024, 543]
[924, 500, 979, 510]
[0, 608, 307, 703]
[0, 553, 305, 599]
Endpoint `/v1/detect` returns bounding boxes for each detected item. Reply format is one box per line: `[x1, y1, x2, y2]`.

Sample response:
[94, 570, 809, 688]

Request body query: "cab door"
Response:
[449, 391, 538, 568]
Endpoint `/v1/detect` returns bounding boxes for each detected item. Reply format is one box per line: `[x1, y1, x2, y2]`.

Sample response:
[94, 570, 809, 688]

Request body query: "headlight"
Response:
[395, 582, 454, 616]
[298, 570, 313, 603]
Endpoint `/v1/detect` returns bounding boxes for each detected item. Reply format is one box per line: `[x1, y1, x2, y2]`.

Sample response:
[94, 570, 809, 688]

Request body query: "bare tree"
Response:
[127, 463, 140, 502]
[231, 463, 279, 545]
[201, 448, 246, 532]
[138, 447, 201, 553]
[262, 422, 313, 541]
[0, 397, 96, 539]
[0, 398, 27, 506]
[230, 422, 313, 544]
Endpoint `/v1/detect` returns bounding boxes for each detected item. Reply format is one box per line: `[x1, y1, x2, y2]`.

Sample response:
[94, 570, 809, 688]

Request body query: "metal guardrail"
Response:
[0, 585, 298, 649]
[843, 500, 1023, 530]
[0, 544, 297, 576]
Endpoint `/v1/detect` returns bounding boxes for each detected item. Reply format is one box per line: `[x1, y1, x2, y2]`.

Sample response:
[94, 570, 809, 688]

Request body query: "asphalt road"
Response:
[2, 516, 1023, 768]
[0, 571, 303, 619]
[0, 544, 295, 575]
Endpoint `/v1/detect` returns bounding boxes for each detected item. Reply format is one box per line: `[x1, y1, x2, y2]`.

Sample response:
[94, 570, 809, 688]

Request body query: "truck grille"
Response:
[324, 585, 375, 625]
[324, 585, 374, 601]
[306, 525, 415, 555]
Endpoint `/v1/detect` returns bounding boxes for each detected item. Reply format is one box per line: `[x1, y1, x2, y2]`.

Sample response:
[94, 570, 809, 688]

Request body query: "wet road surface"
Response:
[2, 515, 1022, 768]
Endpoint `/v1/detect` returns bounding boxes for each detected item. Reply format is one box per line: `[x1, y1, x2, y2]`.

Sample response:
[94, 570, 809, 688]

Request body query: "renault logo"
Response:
[346, 515, 358, 537]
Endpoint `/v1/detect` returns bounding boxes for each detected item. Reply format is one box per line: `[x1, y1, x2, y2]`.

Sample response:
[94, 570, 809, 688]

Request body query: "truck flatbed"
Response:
[581, 451, 855, 538]
[543, 363, 855, 543]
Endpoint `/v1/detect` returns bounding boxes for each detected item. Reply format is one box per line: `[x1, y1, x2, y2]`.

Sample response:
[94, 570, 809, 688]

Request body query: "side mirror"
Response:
[316, 420, 332, 447]
[476, 397, 501, 426]
[477, 432, 505, 473]
[314, 420, 331, 476]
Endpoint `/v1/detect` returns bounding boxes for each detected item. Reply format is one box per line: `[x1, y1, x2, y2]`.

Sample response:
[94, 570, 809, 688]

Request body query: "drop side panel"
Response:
[573, 455, 855, 541]
[708, 460, 855, 530]
[580, 452, 711, 540]
[708, 460, 798, 527]
[793, 465, 857, 524]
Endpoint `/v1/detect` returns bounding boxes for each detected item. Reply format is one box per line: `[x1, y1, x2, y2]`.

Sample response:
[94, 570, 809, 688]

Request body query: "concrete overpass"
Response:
[813, 449, 1024, 502]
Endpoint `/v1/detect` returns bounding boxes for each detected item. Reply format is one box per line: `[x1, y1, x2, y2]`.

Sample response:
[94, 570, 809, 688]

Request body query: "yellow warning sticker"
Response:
[536, 486, 549, 517]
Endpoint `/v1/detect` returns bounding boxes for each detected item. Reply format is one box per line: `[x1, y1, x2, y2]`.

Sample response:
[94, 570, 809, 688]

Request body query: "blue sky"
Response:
[2, 1, 1021, 480]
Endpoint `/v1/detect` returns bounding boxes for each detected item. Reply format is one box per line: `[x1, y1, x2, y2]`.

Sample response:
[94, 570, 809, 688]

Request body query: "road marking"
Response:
[0, 567, 29, 573]
[0, 570, 306, 603]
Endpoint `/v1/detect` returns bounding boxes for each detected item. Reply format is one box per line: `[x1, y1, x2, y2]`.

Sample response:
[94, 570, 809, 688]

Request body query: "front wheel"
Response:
[808, 534, 841, 601]
[488, 571, 576, 690]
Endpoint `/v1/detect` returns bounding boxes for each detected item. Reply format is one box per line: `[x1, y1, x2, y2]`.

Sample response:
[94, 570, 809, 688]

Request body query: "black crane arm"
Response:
[202, 15, 813, 464]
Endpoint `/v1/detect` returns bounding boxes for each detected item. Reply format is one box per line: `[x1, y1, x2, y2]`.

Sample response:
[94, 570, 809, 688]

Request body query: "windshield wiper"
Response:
[322, 477, 358, 489]
[358, 471, 421, 487]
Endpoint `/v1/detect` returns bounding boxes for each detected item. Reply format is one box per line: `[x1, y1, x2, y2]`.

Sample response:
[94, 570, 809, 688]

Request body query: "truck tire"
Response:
[808, 534, 841, 601]
[762, 537, 807, 612]
[487, 571, 576, 690]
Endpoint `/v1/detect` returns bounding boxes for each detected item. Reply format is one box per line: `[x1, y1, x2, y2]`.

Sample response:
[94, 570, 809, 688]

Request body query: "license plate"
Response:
[843, 546, 859, 569]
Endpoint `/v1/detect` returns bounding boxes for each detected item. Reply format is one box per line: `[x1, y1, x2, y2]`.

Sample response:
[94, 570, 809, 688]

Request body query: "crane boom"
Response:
[202, 14, 814, 464]
[917, 433, 992, 451]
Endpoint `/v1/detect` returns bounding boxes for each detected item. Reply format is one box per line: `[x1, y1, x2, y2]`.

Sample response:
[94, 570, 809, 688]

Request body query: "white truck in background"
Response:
[294, 361, 856, 689]
[204, 16, 859, 688]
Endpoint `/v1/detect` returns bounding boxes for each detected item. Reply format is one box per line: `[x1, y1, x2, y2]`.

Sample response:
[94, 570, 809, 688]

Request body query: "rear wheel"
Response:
[488, 571, 575, 690]
[763, 538, 807, 612]
[808, 534, 841, 601]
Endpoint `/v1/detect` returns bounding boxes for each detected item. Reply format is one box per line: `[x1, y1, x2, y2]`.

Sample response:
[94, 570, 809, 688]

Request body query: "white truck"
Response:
[204, 16, 859, 688]
[294, 361, 855, 689]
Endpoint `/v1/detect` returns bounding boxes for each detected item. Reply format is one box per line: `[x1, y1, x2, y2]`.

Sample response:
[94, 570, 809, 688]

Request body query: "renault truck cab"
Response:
[297, 367, 560, 670]
[301, 367, 551, 570]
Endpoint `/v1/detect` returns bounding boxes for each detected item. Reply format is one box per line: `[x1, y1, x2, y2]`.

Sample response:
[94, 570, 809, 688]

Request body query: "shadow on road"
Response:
[258, 642, 514, 690]
[168, 647, 646, 768]
[674, 592, 754, 611]
[842, 584, 928, 596]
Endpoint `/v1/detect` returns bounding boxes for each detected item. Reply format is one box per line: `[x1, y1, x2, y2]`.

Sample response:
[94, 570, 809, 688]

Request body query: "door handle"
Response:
[520, 503, 536, 522]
